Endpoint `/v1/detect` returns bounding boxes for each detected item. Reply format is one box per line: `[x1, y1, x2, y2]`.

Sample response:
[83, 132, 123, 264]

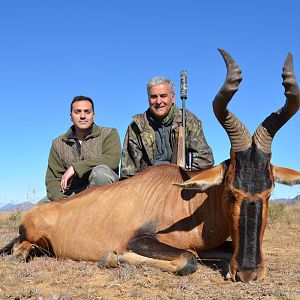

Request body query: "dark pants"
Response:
[37, 165, 119, 205]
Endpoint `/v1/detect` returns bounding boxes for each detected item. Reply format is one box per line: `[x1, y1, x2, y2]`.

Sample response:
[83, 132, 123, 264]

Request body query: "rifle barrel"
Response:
[180, 70, 188, 168]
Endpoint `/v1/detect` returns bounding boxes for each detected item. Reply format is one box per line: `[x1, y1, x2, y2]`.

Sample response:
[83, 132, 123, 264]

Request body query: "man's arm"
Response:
[120, 124, 144, 179]
[46, 144, 68, 201]
[60, 166, 75, 193]
[72, 128, 121, 178]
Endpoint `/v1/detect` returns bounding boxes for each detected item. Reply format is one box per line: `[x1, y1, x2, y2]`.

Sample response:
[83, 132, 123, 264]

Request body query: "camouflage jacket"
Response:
[120, 104, 214, 179]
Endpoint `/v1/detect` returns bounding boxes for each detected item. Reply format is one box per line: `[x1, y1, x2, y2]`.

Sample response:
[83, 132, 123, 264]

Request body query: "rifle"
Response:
[177, 70, 187, 168]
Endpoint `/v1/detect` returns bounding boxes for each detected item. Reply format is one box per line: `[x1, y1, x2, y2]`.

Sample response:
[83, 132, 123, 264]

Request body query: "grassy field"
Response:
[0, 202, 299, 299]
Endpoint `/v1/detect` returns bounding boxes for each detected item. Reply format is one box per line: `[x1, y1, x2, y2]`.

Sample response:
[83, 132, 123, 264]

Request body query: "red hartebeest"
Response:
[1, 50, 299, 283]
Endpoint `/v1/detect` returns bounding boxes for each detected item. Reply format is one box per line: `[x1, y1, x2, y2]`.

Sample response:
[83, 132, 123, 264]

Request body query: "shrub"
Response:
[8, 209, 22, 229]
[268, 202, 286, 223]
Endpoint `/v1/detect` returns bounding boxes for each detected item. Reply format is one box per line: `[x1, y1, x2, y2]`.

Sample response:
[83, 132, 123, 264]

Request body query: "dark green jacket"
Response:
[46, 123, 121, 200]
[120, 105, 214, 179]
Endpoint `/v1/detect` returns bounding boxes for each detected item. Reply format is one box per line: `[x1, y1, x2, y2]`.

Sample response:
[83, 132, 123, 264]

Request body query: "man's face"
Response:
[70, 100, 95, 131]
[148, 83, 175, 119]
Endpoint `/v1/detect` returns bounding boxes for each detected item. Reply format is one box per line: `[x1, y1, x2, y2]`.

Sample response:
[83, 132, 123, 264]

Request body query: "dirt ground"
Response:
[0, 203, 299, 300]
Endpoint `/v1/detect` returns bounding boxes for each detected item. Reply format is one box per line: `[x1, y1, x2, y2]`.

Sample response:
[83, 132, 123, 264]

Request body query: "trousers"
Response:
[37, 165, 119, 205]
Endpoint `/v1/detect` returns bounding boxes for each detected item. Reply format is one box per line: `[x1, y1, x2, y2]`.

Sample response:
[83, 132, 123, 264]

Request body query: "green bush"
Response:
[268, 202, 286, 223]
[8, 209, 22, 229]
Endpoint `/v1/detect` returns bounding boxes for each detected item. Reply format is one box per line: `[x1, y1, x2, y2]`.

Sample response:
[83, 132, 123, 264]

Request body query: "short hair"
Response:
[147, 76, 175, 96]
[70, 95, 94, 112]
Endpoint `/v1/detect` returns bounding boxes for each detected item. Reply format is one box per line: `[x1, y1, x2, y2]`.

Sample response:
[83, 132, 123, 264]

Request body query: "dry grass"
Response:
[0, 203, 299, 299]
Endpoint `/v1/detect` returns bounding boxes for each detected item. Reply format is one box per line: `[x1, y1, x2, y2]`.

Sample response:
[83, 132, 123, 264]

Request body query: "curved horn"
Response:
[253, 53, 300, 153]
[213, 49, 252, 152]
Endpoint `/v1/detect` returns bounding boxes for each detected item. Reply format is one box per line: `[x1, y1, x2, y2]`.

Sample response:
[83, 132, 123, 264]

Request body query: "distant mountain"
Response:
[271, 195, 300, 204]
[0, 202, 35, 212]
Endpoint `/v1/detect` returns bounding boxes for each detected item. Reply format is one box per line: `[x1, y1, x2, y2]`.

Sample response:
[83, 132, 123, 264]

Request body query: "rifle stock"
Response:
[177, 125, 185, 168]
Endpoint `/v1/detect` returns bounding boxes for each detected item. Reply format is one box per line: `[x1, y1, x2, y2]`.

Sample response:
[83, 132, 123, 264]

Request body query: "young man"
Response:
[44, 95, 121, 201]
[120, 76, 214, 179]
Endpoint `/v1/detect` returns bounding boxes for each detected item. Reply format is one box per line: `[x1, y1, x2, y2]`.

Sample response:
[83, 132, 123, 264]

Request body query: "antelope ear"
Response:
[272, 165, 300, 185]
[173, 162, 228, 190]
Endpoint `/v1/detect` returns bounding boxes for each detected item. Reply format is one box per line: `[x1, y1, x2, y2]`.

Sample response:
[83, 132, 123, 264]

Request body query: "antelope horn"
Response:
[253, 53, 300, 153]
[213, 49, 252, 152]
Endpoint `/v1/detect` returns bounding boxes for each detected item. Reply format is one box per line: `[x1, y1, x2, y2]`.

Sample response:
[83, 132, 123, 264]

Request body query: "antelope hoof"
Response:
[98, 252, 119, 268]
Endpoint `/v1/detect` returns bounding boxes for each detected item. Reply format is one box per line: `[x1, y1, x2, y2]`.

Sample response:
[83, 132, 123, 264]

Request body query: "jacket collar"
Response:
[132, 104, 182, 133]
[62, 123, 101, 142]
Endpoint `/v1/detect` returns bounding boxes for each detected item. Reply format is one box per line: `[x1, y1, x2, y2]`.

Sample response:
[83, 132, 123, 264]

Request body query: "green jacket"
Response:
[120, 104, 214, 179]
[46, 123, 121, 200]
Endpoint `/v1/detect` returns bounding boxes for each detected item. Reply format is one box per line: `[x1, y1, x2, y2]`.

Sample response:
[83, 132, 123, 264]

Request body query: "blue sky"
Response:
[0, 1, 299, 204]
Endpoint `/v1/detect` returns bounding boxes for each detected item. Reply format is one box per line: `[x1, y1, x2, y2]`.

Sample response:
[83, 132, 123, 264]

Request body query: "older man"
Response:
[120, 76, 214, 179]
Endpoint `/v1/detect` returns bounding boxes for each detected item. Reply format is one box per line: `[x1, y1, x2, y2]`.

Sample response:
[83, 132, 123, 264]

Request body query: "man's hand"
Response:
[61, 166, 75, 193]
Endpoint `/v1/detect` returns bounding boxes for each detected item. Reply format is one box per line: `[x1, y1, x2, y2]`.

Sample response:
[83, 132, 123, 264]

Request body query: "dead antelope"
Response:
[1, 49, 299, 283]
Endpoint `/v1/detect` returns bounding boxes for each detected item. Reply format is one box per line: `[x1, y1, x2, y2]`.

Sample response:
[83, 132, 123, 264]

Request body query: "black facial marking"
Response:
[237, 200, 262, 271]
[19, 224, 27, 242]
[234, 146, 272, 194]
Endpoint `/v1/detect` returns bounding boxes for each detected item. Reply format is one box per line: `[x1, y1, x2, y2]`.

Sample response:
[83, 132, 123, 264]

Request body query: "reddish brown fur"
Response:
[4, 155, 299, 282]
[2, 49, 299, 283]
[5, 141, 299, 284]
[273, 165, 300, 185]
[15, 165, 229, 261]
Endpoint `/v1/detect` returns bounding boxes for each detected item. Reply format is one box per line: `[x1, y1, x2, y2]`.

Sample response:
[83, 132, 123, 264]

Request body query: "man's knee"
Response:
[88, 165, 119, 187]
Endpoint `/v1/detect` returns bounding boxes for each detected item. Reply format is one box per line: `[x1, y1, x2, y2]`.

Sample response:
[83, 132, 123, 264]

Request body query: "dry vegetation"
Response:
[0, 202, 299, 300]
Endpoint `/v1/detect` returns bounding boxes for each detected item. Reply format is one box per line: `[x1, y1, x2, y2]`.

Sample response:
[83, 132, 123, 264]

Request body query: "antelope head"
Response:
[176, 49, 300, 282]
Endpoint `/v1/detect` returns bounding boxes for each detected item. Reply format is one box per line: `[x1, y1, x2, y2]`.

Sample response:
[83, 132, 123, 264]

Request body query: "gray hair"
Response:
[147, 76, 175, 96]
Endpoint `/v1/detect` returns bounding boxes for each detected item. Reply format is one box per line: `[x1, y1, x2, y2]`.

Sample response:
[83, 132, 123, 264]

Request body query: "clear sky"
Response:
[0, 1, 299, 204]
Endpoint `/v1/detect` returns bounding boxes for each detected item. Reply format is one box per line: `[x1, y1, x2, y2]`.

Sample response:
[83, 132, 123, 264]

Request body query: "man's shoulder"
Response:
[172, 105, 201, 125]
[89, 124, 120, 139]
[132, 111, 146, 123]
[128, 111, 148, 131]
[51, 126, 74, 144]
[50, 133, 70, 153]
[97, 126, 120, 138]
[184, 108, 201, 124]
[93, 124, 113, 133]
[52, 132, 69, 144]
